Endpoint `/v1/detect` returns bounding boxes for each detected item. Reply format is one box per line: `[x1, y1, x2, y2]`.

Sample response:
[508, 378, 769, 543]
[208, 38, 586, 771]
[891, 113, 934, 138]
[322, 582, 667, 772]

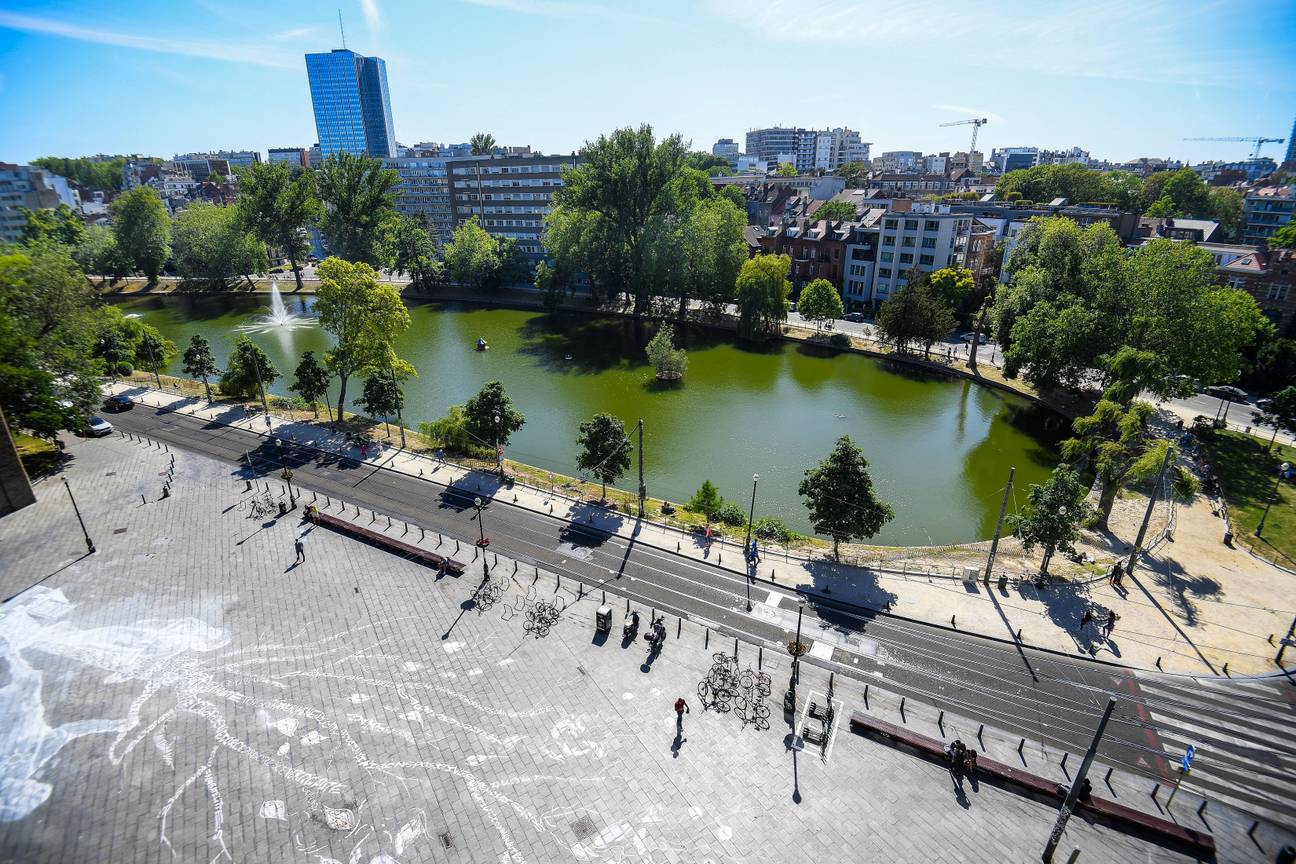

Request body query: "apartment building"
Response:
[1242, 185, 1294, 245]
[0, 163, 78, 244]
[385, 157, 453, 242]
[745, 127, 868, 172]
[712, 139, 739, 162]
[990, 147, 1039, 173]
[446, 153, 582, 263]
[841, 210, 887, 308]
[872, 206, 971, 301]
[268, 147, 311, 167]
[1220, 247, 1295, 335]
[757, 218, 852, 294]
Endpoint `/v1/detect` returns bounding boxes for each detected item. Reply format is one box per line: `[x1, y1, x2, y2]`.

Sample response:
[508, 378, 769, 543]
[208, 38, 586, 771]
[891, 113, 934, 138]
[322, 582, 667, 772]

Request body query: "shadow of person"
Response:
[671, 734, 686, 758]
[953, 778, 971, 810]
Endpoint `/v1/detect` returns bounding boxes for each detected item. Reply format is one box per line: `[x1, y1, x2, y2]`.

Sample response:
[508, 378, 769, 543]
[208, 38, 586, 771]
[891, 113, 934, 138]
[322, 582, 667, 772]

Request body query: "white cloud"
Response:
[0, 10, 298, 68]
[360, 0, 382, 31]
[933, 105, 1004, 123]
[455, 0, 664, 23]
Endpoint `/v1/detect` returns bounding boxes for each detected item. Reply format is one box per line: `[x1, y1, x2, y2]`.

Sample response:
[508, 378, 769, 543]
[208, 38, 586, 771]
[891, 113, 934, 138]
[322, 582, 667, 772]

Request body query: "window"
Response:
[879, 268, 892, 278]
[883, 236, 895, 246]
[1267, 284, 1289, 301]
[884, 219, 897, 229]
[904, 219, 918, 230]
[881, 252, 893, 262]
[919, 254, 934, 266]
[925, 221, 939, 232]
[901, 237, 914, 247]
[899, 253, 913, 264]
[921, 237, 936, 248]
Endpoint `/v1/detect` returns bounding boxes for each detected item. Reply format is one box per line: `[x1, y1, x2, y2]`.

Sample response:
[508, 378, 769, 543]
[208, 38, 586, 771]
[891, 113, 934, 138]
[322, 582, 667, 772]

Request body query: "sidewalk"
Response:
[2, 434, 1287, 862]
[109, 382, 1296, 677]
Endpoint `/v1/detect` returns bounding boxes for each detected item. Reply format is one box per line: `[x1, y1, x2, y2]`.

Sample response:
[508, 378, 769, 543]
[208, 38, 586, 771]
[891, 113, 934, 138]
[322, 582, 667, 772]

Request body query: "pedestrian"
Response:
[1105, 610, 1119, 635]
[294, 534, 306, 563]
[674, 696, 689, 735]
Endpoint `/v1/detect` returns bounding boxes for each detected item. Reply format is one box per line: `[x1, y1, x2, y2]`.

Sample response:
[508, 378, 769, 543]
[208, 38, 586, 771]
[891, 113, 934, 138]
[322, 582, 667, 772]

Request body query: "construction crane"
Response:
[940, 118, 989, 153]
[1183, 136, 1285, 159]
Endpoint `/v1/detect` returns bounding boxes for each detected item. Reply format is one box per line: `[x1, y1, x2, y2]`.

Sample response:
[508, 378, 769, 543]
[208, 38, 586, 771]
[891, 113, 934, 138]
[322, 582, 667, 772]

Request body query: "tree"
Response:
[576, 413, 632, 499]
[996, 164, 1139, 207]
[443, 217, 502, 292]
[315, 153, 400, 264]
[547, 125, 688, 315]
[219, 337, 276, 401]
[1271, 222, 1296, 249]
[813, 200, 857, 222]
[684, 152, 732, 174]
[876, 281, 955, 356]
[797, 278, 844, 331]
[688, 480, 723, 519]
[535, 260, 566, 312]
[774, 162, 797, 177]
[1006, 464, 1093, 574]
[135, 331, 175, 387]
[419, 405, 476, 454]
[1145, 196, 1179, 218]
[356, 371, 403, 437]
[735, 254, 790, 339]
[1139, 167, 1210, 215]
[381, 212, 437, 276]
[924, 267, 975, 310]
[33, 155, 131, 191]
[181, 334, 218, 402]
[834, 161, 869, 187]
[1257, 386, 1296, 450]
[650, 195, 747, 317]
[645, 323, 688, 379]
[20, 204, 85, 247]
[720, 185, 747, 211]
[291, 350, 331, 420]
[110, 187, 171, 282]
[1208, 187, 1244, 239]
[72, 225, 127, 282]
[236, 160, 320, 292]
[799, 436, 894, 560]
[172, 203, 267, 289]
[463, 381, 525, 473]
[313, 257, 412, 424]
[1062, 400, 1197, 528]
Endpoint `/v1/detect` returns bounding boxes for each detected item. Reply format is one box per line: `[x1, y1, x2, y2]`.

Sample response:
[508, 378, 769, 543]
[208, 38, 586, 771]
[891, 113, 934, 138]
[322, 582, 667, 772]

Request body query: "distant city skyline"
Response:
[0, 0, 1293, 166]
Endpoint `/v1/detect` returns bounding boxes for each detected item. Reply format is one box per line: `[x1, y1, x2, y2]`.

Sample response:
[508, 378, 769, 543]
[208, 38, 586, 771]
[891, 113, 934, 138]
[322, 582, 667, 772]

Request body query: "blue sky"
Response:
[1, 0, 1293, 165]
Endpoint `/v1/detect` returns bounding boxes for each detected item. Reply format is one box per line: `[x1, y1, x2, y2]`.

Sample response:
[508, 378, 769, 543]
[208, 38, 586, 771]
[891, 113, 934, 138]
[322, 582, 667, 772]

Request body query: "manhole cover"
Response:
[439, 831, 453, 849]
[570, 815, 597, 842]
[113, 528, 127, 535]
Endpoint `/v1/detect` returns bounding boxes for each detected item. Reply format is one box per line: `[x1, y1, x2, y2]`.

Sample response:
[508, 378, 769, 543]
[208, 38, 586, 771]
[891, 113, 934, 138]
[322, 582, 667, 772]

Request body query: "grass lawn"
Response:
[12, 432, 61, 476]
[1206, 429, 1296, 566]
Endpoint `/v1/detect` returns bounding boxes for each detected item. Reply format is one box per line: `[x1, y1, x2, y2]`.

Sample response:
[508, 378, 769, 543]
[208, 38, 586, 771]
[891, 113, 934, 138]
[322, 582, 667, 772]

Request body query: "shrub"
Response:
[754, 516, 793, 543]
[717, 502, 746, 527]
[688, 479, 723, 518]
[419, 405, 482, 455]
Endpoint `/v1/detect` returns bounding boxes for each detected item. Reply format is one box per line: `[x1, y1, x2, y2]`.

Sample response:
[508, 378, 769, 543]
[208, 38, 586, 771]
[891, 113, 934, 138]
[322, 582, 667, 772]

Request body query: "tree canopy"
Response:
[1006, 464, 1093, 574]
[813, 200, 858, 223]
[463, 381, 526, 460]
[645, 323, 688, 379]
[996, 164, 1143, 209]
[798, 436, 894, 559]
[314, 153, 399, 265]
[576, 413, 632, 498]
[219, 336, 277, 400]
[876, 281, 955, 356]
[110, 186, 171, 281]
[797, 278, 844, 330]
[181, 334, 218, 402]
[236, 160, 320, 291]
[735, 254, 790, 339]
[291, 351, 332, 420]
[172, 203, 267, 289]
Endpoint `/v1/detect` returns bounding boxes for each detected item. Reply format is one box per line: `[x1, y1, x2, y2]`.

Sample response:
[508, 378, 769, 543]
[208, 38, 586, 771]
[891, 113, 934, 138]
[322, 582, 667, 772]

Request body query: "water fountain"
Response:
[235, 278, 314, 333]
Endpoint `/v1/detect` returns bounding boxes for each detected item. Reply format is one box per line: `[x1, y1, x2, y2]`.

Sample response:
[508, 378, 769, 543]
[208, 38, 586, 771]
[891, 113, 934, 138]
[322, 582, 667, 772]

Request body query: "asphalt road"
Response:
[107, 404, 1296, 825]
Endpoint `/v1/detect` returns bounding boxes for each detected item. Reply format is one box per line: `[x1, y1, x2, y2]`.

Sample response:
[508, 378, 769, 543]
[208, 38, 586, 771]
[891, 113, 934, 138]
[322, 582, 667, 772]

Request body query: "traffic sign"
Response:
[1182, 744, 1195, 773]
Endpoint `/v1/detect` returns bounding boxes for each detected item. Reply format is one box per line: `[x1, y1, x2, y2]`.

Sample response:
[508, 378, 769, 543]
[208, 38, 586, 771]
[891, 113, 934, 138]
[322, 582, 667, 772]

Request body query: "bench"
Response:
[311, 511, 467, 576]
[849, 712, 1214, 858]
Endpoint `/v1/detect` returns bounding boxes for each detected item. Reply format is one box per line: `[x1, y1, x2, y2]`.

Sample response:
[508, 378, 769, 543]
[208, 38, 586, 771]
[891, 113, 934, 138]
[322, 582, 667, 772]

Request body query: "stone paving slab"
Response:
[106, 382, 1295, 677]
[4, 435, 1286, 862]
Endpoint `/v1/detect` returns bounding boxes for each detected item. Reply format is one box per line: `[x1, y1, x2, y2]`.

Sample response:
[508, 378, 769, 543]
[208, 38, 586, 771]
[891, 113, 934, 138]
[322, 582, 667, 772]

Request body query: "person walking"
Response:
[674, 697, 690, 735]
[294, 534, 306, 564]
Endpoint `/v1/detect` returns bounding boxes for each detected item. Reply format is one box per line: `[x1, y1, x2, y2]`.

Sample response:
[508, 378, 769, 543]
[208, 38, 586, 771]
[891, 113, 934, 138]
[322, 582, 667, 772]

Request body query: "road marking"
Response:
[808, 640, 833, 661]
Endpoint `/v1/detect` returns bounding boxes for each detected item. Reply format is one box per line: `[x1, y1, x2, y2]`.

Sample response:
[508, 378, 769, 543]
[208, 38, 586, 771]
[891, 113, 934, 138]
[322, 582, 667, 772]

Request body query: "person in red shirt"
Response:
[674, 697, 689, 735]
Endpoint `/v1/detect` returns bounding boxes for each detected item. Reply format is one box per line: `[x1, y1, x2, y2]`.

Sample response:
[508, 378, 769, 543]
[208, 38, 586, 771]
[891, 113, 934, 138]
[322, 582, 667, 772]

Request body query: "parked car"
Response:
[1255, 397, 1274, 412]
[86, 416, 114, 437]
[1205, 385, 1249, 402]
[959, 332, 988, 344]
[842, 312, 866, 323]
[104, 394, 134, 411]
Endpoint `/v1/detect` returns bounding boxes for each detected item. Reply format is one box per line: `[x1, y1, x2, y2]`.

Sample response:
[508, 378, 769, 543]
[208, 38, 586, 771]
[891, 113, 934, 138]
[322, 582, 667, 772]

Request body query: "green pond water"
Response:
[115, 295, 1067, 545]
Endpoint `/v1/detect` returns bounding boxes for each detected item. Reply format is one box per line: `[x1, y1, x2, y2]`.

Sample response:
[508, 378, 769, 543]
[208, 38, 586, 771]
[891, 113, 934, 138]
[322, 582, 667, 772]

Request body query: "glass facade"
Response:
[305, 49, 396, 159]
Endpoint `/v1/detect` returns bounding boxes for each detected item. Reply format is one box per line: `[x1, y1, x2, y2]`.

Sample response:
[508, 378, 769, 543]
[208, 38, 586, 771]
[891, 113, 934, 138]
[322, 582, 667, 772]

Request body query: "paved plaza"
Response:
[0, 434, 1290, 863]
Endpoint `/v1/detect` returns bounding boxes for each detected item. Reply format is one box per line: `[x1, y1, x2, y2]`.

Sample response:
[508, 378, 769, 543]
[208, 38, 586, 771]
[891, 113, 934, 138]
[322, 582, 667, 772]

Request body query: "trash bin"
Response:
[595, 605, 612, 634]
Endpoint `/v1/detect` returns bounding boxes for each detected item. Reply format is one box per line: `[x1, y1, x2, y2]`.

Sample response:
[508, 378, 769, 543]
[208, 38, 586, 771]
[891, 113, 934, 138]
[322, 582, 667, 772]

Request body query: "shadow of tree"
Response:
[1022, 581, 1110, 654]
[795, 561, 898, 633]
[1144, 553, 1222, 627]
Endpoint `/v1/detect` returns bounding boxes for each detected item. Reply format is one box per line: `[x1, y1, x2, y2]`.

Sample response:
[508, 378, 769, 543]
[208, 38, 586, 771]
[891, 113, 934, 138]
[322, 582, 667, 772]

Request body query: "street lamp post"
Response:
[63, 478, 95, 554]
[249, 341, 272, 435]
[743, 473, 759, 612]
[474, 496, 489, 578]
[275, 439, 295, 507]
[1254, 461, 1291, 538]
[493, 413, 502, 477]
[786, 596, 805, 713]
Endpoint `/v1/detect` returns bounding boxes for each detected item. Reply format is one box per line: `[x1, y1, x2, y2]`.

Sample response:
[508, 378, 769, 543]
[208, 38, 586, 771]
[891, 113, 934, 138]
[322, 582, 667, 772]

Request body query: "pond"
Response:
[114, 294, 1067, 545]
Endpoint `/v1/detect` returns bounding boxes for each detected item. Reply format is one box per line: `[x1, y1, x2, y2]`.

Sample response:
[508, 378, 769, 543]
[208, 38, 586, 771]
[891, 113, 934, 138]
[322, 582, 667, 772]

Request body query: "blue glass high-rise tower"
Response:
[305, 49, 397, 159]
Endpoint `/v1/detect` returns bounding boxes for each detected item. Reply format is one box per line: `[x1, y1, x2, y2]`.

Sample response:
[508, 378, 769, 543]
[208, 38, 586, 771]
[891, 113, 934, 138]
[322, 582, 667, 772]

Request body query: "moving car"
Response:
[842, 312, 866, 323]
[104, 394, 134, 411]
[1204, 385, 1249, 402]
[86, 416, 114, 437]
[960, 332, 988, 344]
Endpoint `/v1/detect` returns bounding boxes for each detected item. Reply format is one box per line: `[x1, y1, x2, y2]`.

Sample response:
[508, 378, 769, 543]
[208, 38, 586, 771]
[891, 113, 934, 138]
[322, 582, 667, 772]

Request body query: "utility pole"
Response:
[637, 418, 645, 518]
[1276, 613, 1296, 666]
[1042, 695, 1117, 862]
[388, 363, 406, 450]
[1125, 446, 1173, 577]
[63, 478, 95, 554]
[1254, 461, 1291, 537]
[985, 466, 1015, 580]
